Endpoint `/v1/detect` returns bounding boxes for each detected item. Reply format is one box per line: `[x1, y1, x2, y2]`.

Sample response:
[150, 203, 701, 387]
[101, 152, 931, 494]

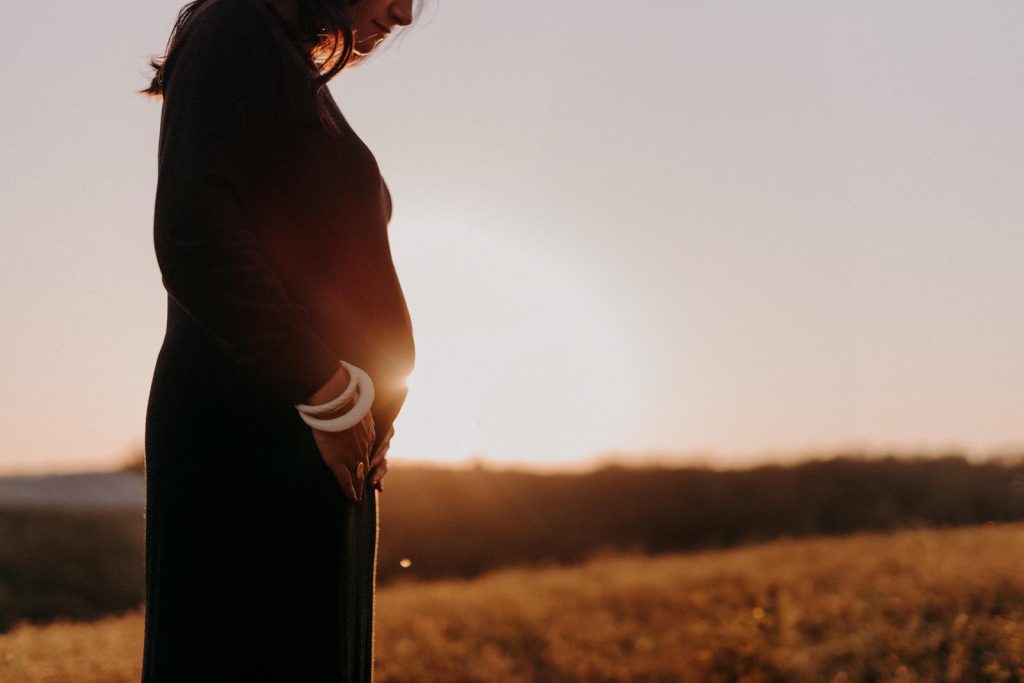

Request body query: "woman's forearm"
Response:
[304, 364, 354, 406]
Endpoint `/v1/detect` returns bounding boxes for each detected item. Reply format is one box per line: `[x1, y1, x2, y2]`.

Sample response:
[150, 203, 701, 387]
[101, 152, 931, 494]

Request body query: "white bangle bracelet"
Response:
[297, 365, 375, 432]
[295, 360, 360, 416]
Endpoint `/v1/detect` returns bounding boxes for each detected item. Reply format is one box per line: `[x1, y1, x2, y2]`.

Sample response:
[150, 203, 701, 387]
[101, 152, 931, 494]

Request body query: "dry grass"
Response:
[0, 608, 143, 683]
[3, 522, 1024, 682]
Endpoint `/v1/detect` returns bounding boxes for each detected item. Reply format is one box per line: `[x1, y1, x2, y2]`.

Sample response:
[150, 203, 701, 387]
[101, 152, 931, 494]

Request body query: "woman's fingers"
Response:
[335, 459, 358, 502]
[351, 410, 375, 502]
[369, 437, 388, 470]
[372, 425, 394, 464]
[309, 399, 377, 503]
[368, 454, 387, 482]
[369, 430, 391, 487]
[369, 456, 388, 488]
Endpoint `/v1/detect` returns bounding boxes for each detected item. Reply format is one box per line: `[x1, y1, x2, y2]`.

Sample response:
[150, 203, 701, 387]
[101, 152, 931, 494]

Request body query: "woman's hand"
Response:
[369, 424, 394, 491]
[310, 391, 376, 503]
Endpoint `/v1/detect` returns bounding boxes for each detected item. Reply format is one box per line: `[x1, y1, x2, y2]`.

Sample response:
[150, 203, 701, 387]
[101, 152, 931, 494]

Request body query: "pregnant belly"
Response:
[305, 281, 415, 436]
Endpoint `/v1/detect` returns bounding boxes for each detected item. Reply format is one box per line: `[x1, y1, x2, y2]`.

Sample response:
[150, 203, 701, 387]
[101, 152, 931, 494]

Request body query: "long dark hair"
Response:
[139, 0, 357, 134]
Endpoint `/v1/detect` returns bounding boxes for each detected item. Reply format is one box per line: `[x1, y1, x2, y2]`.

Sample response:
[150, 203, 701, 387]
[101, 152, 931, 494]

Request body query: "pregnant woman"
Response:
[140, 0, 416, 680]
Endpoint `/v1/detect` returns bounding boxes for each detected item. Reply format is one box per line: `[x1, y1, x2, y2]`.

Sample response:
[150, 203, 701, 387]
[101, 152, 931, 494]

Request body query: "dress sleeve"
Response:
[153, 0, 339, 406]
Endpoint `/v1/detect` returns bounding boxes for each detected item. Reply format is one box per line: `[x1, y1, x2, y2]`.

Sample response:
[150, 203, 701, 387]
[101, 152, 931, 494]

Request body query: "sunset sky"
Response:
[1, 0, 1022, 475]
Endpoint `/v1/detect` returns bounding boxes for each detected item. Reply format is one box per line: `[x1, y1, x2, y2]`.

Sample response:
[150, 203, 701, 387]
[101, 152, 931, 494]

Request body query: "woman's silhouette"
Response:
[140, 0, 416, 679]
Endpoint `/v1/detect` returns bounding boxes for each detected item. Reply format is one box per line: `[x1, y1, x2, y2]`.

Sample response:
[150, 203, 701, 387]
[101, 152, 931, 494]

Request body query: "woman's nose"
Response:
[390, 0, 413, 27]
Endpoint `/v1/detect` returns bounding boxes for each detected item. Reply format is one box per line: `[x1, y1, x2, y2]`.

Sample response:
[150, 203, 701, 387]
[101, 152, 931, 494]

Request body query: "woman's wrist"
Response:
[295, 361, 376, 432]
[317, 393, 359, 419]
[305, 364, 352, 406]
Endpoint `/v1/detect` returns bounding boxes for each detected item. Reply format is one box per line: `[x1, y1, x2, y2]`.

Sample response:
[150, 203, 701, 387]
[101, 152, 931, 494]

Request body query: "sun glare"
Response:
[389, 216, 646, 469]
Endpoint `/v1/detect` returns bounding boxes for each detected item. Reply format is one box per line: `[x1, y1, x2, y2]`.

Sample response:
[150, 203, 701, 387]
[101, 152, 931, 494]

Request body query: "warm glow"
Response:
[389, 216, 648, 467]
[1, 2, 1021, 474]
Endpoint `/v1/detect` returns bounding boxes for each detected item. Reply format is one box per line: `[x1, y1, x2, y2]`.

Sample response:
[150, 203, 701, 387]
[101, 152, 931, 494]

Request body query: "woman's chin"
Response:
[352, 36, 387, 59]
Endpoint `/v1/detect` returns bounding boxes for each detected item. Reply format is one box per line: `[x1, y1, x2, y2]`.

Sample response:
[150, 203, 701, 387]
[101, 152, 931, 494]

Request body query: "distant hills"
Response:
[0, 471, 144, 509]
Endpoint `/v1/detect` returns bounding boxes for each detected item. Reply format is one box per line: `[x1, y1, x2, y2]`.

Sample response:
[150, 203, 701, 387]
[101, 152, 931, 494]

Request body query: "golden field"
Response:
[2, 522, 1024, 682]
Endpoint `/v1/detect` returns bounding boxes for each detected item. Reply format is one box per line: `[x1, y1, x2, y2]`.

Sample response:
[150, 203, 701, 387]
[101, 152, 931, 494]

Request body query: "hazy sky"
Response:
[1, 0, 1022, 474]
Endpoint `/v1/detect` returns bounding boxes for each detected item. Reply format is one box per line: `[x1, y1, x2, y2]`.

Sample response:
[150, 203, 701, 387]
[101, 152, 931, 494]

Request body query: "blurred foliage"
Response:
[3, 452, 1024, 633]
[0, 509, 144, 632]
[5, 522, 1024, 682]
[376, 453, 1024, 582]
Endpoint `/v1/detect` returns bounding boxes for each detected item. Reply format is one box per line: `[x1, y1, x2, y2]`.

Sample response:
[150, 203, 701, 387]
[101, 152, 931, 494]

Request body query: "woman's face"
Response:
[350, 0, 413, 57]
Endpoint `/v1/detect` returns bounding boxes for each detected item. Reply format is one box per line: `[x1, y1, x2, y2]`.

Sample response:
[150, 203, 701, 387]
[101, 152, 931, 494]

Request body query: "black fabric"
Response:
[143, 0, 414, 679]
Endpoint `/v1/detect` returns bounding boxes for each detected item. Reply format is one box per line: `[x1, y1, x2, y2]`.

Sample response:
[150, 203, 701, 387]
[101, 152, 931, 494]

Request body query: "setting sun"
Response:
[390, 216, 648, 468]
[2, 1, 1024, 681]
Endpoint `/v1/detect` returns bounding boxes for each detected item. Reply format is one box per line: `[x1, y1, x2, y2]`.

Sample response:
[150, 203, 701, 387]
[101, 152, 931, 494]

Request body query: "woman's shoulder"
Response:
[162, 0, 297, 91]
[191, 0, 274, 25]
[177, 0, 281, 52]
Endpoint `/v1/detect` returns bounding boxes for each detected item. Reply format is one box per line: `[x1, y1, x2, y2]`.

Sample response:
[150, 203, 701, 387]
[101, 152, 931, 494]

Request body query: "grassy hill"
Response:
[2, 521, 1024, 682]
[4, 452, 1024, 632]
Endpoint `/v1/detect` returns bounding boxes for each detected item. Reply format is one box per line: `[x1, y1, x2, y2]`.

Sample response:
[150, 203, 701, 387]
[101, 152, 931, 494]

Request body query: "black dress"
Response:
[142, 0, 415, 680]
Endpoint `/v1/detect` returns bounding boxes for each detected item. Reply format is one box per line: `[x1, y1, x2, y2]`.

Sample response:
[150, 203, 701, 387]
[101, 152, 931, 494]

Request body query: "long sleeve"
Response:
[153, 0, 339, 406]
